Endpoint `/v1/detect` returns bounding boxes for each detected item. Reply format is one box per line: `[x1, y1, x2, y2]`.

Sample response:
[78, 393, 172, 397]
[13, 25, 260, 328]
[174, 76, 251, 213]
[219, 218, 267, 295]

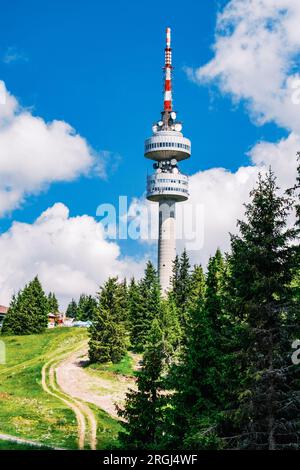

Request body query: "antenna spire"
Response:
[163, 27, 173, 112]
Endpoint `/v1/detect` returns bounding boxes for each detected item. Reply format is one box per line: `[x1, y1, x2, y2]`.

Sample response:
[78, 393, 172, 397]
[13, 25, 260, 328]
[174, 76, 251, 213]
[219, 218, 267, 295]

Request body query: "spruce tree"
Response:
[129, 262, 161, 352]
[165, 250, 234, 450]
[287, 152, 300, 230]
[2, 276, 49, 335]
[77, 294, 97, 321]
[65, 299, 78, 319]
[171, 255, 180, 293]
[47, 292, 59, 313]
[170, 249, 191, 328]
[287, 154, 300, 312]
[187, 264, 206, 312]
[229, 170, 300, 450]
[89, 277, 128, 364]
[118, 318, 166, 449]
[128, 278, 144, 351]
[119, 278, 129, 327]
[158, 299, 181, 365]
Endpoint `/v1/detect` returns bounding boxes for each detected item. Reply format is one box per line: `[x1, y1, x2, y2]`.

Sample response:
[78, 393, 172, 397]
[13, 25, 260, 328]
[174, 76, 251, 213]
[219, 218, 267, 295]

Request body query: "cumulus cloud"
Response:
[0, 80, 105, 215]
[0, 203, 145, 309]
[179, 0, 300, 264]
[2, 0, 300, 305]
[129, 133, 298, 268]
[190, 0, 300, 132]
[128, 0, 300, 267]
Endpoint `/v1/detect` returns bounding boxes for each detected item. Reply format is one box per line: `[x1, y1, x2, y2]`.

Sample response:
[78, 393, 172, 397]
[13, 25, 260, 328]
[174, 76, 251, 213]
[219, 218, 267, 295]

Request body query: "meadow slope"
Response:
[0, 328, 132, 450]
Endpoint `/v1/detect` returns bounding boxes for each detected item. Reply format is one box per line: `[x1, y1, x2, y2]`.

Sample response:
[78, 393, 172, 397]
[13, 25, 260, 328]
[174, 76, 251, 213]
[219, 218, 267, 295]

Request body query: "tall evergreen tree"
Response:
[119, 278, 129, 327]
[47, 292, 59, 313]
[287, 152, 300, 230]
[129, 262, 161, 352]
[295, 152, 300, 228]
[287, 153, 300, 310]
[187, 264, 206, 312]
[118, 318, 166, 449]
[128, 278, 144, 351]
[229, 170, 300, 450]
[89, 277, 128, 364]
[65, 299, 78, 319]
[170, 249, 191, 328]
[2, 276, 49, 335]
[158, 299, 181, 365]
[77, 294, 97, 321]
[165, 250, 235, 450]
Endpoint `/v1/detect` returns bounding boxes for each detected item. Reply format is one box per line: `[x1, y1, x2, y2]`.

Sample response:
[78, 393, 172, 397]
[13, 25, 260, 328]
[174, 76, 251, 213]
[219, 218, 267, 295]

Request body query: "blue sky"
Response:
[0, 0, 298, 306]
[0, 0, 285, 226]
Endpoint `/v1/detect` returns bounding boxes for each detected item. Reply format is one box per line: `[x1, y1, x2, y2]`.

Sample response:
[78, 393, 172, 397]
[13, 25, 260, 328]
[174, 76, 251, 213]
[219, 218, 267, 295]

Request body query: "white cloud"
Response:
[0, 203, 145, 309]
[0, 80, 105, 215]
[179, 0, 300, 264]
[190, 0, 300, 132]
[129, 132, 298, 268]
[128, 0, 300, 267]
[2, 0, 300, 306]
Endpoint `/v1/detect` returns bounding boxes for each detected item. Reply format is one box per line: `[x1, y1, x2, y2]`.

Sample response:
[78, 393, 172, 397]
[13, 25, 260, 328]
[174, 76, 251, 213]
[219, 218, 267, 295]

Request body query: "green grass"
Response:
[0, 328, 130, 450]
[89, 404, 123, 450]
[0, 440, 50, 450]
[86, 352, 136, 378]
[0, 328, 88, 449]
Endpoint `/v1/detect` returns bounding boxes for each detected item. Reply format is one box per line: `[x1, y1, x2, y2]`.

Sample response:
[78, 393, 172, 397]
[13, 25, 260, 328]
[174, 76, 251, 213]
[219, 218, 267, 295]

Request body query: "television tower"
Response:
[145, 27, 191, 294]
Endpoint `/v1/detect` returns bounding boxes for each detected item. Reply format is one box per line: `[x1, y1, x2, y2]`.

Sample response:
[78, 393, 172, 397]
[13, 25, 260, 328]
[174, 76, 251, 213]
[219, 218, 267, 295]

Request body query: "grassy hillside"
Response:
[0, 440, 49, 450]
[0, 329, 86, 449]
[0, 328, 122, 450]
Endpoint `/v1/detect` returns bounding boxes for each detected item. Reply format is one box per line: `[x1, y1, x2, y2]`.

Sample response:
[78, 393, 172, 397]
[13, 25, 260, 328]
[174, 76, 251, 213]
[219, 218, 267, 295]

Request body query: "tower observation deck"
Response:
[144, 27, 191, 294]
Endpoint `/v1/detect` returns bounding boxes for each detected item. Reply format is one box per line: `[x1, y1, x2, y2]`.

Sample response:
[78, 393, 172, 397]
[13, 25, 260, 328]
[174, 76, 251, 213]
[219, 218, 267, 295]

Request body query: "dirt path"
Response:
[41, 342, 137, 450]
[55, 347, 137, 419]
[42, 357, 87, 450]
[41, 341, 98, 450]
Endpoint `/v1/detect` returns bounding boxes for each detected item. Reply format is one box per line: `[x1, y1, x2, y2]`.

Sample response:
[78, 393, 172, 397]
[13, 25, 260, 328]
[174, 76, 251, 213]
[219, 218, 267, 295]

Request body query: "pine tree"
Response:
[158, 299, 181, 365]
[129, 262, 161, 352]
[118, 319, 166, 449]
[287, 152, 300, 230]
[119, 278, 129, 327]
[287, 154, 300, 314]
[2, 276, 49, 335]
[89, 277, 128, 364]
[128, 278, 144, 351]
[295, 153, 300, 228]
[65, 299, 78, 319]
[171, 255, 180, 293]
[77, 294, 97, 321]
[187, 264, 206, 312]
[47, 292, 59, 313]
[229, 169, 300, 450]
[170, 249, 191, 328]
[165, 250, 234, 450]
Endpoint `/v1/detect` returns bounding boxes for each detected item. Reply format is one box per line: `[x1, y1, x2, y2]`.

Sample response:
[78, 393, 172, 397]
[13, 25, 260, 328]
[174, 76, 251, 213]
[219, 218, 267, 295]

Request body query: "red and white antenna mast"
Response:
[144, 27, 191, 295]
[163, 27, 173, 113]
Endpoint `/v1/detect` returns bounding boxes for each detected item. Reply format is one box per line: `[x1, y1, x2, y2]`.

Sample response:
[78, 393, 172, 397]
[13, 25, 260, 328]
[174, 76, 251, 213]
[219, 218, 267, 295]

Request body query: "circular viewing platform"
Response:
[144, 131, 191, 162]
[146, 172, 189, 202]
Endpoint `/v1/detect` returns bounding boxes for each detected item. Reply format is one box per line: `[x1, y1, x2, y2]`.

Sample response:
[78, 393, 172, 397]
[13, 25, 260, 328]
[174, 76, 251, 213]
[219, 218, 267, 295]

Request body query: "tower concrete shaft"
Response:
[158, 200, 176, 294]
[144, 27, 191, 295]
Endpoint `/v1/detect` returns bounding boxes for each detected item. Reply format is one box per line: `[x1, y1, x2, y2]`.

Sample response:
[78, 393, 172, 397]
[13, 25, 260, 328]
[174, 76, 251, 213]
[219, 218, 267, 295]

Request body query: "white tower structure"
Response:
[145, 27, 191, 294]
